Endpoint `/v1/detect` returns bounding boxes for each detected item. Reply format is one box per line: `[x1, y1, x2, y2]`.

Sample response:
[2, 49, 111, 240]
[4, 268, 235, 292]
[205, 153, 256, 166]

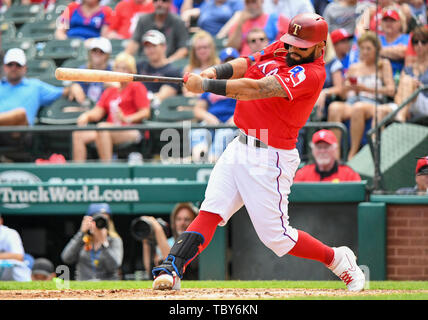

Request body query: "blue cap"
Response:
[219, 47, 240, 62]
[87, 203, 112, 216]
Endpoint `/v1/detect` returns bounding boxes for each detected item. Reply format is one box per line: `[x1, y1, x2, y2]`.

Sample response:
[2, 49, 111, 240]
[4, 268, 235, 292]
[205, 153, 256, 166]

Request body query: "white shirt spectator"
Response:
[0, 224, 31, 281]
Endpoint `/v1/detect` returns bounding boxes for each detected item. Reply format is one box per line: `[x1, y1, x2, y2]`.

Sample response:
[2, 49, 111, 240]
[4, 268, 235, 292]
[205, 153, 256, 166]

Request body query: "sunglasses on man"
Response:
[284, 43, 309, 51]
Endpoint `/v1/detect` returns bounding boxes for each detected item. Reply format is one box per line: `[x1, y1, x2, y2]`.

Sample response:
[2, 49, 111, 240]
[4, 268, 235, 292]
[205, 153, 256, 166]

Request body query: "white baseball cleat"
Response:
[328, 246, 365, 292]
[152, 272, 181, 291]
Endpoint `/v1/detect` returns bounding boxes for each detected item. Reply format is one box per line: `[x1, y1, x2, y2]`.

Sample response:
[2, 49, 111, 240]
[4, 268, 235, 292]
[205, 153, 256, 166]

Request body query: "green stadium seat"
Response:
[61, 58, 88, 69]
[170, 58, 189, 72]
[17, 20, 56, 42]
[109, 39, 130, 57]
[37, 75, 72, 87]
[26, 59, 57, 78]
[152, 95, 197, 122]
[1, 38, 36, 59]
[36, 39, 86, 65]
[0, 4, 44, 26]
[0, 21, 16, 41]
[37, 97, 93, 125]
[215, 37, 227, 51]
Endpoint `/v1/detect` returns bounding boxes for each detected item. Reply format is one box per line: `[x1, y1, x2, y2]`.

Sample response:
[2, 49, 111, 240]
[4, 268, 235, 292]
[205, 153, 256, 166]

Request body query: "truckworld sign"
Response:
[0, 164, 213, 214]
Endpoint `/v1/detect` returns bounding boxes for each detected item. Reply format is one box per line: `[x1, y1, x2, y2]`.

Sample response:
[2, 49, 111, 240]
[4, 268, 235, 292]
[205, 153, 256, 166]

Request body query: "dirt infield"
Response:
[1, 288, 426, 300]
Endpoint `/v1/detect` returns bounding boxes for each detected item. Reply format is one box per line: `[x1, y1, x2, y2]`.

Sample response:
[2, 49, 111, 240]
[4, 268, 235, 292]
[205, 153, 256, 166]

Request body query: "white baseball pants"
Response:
[200, 135, 301, 257]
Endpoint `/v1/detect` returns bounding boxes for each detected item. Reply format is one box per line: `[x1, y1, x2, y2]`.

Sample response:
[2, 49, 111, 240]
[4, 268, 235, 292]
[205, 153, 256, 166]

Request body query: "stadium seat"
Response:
[109, 39, 130, 57]
[36, 39, 86, 66]
[214, 37, 227, 51]
[152, 95, 197, 122]
[61, 58, 88, 69]
[0, 4, 44, 26]
[1, 38, 36, 59]
[17, 20, 56, 42]
[26, 59, 57, 78]
[170, 58, 189, 73]
[0, 21, 16, 41]
[37, 97, 93, 125]
[37, 75, 72, 87]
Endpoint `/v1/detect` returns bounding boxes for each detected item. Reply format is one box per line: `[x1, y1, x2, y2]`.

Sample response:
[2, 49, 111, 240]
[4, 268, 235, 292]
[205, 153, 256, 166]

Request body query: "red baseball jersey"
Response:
[294, 163, 361, 182]
[233, 40, 326, 150]
[98, 82, 150, 125]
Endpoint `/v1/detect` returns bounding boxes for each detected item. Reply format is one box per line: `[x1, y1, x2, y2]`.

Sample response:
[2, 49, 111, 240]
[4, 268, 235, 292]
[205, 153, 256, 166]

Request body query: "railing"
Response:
[0, 121, 350, 161]
[365, 85, 428, 192]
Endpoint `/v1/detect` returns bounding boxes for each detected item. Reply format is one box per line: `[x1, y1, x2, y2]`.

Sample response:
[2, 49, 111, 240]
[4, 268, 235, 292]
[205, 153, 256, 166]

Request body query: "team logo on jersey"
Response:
[288, 65, 306, 87]
[257, 61, 279, 76]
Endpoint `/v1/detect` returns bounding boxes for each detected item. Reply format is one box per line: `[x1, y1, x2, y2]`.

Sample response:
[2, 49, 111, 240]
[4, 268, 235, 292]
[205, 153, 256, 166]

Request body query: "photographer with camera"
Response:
[61, 203, 123, 280]
[130, 203, 199, 280]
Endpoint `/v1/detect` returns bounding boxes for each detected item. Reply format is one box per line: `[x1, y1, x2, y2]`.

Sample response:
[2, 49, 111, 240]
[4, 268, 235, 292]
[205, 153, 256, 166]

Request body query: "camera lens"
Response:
[130, 217, 152, 241]
[93, 214, 108, 229]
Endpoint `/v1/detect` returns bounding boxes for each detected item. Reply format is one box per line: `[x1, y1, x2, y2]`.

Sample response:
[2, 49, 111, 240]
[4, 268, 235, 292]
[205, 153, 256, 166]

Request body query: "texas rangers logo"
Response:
[292, 24, 302, 35]
[288, 65, 306, 87]
[257, 61, 279, 76]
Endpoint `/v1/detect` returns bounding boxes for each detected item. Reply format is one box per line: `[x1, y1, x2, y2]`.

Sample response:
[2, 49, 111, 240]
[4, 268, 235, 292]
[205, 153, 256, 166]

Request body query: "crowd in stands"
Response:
[0, 0, 427, 167]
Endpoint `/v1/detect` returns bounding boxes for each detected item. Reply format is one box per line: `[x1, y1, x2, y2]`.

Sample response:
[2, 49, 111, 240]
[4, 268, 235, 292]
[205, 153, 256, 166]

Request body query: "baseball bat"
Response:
[55, 67, 184, 84]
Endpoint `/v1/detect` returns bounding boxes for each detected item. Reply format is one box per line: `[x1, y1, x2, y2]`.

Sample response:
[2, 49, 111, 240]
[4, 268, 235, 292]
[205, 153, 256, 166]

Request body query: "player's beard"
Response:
[285, 50, 316, 67]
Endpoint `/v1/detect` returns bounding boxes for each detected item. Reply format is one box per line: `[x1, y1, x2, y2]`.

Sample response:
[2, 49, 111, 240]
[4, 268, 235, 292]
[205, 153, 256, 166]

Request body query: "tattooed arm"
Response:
[225, 76, 288, 100]
[184, 73, 288, 100]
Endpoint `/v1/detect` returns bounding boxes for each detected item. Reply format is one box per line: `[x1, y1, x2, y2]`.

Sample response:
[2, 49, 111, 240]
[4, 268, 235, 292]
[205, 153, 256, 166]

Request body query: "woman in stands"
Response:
[394, 25, 428, 122]
[183, 30, 220, 97]
[327, 31, 396, 161]
[55, 0, 114, 40]
[72, 52, 151, 162]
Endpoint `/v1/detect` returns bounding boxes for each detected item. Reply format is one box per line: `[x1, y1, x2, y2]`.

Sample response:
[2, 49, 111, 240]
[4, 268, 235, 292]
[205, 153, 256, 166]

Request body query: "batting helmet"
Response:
[280, 13, 328, 48]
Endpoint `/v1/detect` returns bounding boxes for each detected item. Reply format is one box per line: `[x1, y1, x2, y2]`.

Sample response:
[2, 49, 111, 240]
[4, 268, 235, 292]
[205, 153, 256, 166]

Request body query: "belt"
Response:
[238, 131, 268, 149]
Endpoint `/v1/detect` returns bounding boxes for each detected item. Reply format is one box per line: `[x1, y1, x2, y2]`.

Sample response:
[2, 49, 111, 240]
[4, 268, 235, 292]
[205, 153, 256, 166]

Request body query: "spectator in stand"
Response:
[407, 0, 427, 26]
[183, 31, 220, 96]
[69, 37, 113, 105]
[136, 30, 182, 106]
[378, 8, 410, 79]
[141, 203, 199, 280]
[61, 203, 123, 280]
[55, 0, 114, 40]
[323, 0, 359, 35]
[263, 0, 314, 18]
[107, 0, 155, 39]
[184, 30, 220, 74]
[191, 47, 238, 163]
[226, 0, 289, 56]
[330, 28, 354, 74]
[0, 48, 80, 127]
[0, 214, 32, 281]
[294, 129, 361, 182]
[328, 31, 396, 160]
[355, 0, 412, 37]
[31, 258, 56, 281]
[125, 0, 189, 63]
[182, 0, 243, 36]
[72, 52, 151, 162]
[396, 156, 428, 195]
[246, 27, 269, 53]
[314, 38, 346, 121]
[395, 25, 428, 122]
[312, 0, 332, 16]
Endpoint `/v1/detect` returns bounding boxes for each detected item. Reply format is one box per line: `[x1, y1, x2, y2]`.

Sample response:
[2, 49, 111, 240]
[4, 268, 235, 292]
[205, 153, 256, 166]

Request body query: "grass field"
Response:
[0, 280, 427, 300]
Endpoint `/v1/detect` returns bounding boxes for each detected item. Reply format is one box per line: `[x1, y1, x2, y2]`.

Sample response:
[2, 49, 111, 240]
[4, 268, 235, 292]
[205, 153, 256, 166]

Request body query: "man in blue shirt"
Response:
[0, 48, 75, 127]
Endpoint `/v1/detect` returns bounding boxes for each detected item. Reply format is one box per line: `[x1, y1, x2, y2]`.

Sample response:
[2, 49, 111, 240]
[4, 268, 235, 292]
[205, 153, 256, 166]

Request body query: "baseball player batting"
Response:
[152, 13, 365, 292]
